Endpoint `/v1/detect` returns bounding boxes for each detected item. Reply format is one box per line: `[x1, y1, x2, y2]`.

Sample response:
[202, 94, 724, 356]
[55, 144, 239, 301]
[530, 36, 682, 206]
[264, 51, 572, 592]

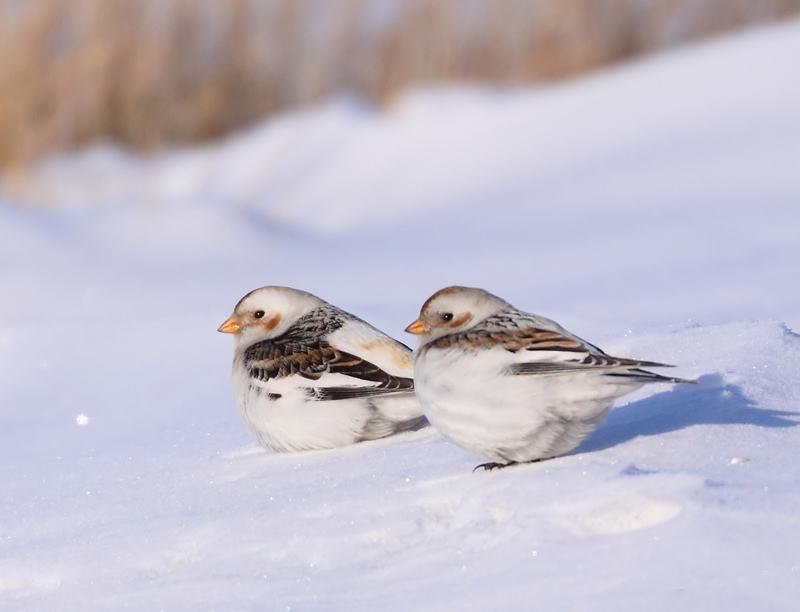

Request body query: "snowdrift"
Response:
[1, 19, 799, 611]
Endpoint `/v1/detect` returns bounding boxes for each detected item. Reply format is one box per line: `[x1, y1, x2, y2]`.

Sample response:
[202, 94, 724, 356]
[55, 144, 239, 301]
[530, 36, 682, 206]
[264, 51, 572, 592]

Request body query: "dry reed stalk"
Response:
[0, 0, 797, 172]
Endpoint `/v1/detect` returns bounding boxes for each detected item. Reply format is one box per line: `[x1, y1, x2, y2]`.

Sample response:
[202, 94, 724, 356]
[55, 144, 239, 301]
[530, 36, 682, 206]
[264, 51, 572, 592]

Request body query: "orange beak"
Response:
[405, 319, 430, 335]
[217, 315, 241, 334]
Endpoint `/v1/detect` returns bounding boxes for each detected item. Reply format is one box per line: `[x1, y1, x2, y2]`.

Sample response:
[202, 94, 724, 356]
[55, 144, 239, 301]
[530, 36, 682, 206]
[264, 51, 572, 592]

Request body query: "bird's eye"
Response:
[441, 313, 454, 322]
[254, 310, 266, 319]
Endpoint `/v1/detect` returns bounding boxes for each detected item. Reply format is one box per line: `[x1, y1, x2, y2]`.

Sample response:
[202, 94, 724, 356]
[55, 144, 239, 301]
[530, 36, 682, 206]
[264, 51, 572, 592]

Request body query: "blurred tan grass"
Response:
[0, 0, 798, 171]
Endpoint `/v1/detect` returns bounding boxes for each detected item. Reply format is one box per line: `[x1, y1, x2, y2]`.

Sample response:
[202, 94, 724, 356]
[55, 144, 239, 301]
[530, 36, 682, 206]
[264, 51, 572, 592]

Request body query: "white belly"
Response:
[231, 364, 423, 452]
[415, 348, 636, 462]
[232, 366, 372, 452]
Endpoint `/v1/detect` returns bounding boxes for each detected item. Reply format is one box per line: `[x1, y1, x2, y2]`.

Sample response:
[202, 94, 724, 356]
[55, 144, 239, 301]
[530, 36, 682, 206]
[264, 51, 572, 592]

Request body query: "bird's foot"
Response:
[472, 457, 552, 473]
[473, 461, 517, 472]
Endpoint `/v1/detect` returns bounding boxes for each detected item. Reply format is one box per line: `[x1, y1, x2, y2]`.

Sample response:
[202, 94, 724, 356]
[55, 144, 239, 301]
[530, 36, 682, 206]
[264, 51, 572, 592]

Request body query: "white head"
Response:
[217, 286, 325, 347]
[405, 286, 510, 343]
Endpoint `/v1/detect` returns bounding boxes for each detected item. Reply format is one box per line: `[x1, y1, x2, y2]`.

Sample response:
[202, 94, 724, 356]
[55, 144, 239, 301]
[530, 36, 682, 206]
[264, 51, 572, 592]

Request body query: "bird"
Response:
[405, 286, 694, 471]
[218, 286, 425, 452]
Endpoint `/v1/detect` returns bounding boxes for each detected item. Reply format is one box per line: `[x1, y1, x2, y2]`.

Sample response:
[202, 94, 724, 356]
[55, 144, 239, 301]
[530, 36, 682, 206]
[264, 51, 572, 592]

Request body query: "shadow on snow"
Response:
[578, 373, 798, 454]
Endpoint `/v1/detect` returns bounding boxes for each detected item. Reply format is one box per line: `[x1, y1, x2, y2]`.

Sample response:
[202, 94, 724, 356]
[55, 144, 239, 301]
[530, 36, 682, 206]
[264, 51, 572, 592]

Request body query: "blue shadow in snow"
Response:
[578, 373, 798, 454]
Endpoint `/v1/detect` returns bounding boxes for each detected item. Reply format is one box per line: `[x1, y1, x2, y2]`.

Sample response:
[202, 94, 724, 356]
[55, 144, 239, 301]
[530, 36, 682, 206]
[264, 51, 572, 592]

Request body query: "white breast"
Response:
[231, 358, 374, 452]
[414, 346, 636, 462]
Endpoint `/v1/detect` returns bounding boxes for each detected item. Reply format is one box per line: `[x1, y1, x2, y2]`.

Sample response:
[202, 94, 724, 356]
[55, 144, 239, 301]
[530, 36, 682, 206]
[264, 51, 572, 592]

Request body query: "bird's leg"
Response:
[472, 457, 552, 472]
[473, 461, 518, 472]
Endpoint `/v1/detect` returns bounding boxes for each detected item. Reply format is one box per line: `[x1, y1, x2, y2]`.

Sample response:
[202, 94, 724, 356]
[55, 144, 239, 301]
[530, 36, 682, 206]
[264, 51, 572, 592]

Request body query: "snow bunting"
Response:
[218, 286, 425, 452]
[406, 286, 693, 470]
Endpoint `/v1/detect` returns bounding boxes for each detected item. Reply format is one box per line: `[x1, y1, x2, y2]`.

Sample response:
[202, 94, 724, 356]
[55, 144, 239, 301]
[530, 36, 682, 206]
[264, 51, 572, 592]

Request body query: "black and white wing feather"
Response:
[431, 310, 694, 384]
[243, 308, 415, 400]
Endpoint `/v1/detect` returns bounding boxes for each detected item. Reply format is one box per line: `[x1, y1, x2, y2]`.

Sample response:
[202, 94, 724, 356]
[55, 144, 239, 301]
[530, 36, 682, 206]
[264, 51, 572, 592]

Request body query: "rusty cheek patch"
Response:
[261, 313, 282, 332]
[449, 312, 473, 328]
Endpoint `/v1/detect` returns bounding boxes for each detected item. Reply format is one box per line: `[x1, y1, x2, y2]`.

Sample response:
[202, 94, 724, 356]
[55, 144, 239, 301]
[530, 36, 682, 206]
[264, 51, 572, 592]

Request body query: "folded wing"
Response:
[245, 336, 415, 400]
[438, 322, 693, 384]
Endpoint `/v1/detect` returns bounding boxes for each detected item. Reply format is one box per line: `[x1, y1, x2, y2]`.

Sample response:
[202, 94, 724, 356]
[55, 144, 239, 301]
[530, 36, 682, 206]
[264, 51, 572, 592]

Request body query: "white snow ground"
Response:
[2, 19, 800, 612]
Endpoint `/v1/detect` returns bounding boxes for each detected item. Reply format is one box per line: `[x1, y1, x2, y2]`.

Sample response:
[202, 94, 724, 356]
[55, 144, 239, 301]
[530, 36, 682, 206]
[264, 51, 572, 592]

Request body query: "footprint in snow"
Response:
[555, 494, 682, 536]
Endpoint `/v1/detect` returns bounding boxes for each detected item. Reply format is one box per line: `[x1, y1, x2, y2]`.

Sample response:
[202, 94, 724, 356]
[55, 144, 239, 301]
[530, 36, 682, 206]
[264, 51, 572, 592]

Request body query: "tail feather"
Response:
[605, 367, 697, 384]
[611, 357, 676, 368]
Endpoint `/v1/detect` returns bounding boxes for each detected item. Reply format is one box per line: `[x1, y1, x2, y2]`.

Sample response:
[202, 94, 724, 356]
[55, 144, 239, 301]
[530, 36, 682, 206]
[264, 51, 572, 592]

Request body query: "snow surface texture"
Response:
[2, 20, 800, 612]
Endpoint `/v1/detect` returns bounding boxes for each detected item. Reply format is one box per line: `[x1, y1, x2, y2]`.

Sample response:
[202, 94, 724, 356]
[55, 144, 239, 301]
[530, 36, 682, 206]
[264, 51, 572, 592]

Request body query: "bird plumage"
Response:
[408, 286, 693, 468]
[221, 287, 424, 452]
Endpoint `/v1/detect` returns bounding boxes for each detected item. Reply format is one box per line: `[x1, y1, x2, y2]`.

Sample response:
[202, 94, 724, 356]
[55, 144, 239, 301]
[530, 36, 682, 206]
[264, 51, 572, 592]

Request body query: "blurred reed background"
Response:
[1, 0, 798, 173]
